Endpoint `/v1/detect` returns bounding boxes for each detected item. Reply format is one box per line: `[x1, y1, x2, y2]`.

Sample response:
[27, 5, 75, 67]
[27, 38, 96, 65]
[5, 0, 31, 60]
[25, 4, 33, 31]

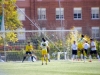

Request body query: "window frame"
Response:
[91, 7, 100, 20]
[56, 8, 64, 20]
[38, 8, 46, 20]
[92, 27, 100, 38]
[73, 8, 82, 20]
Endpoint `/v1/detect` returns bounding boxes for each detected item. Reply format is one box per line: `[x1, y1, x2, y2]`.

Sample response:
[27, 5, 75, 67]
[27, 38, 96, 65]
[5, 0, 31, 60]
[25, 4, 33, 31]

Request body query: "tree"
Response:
[0, 0, 23, 43]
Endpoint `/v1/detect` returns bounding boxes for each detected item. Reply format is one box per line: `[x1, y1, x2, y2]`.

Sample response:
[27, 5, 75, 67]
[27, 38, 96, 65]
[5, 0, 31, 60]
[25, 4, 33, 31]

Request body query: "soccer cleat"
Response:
[22, 61, 23, 63]
[48, 59, 50, 62]
[45, 63, 47, 65]
[22, 60, 24, 63]
[42, 63, 43, 65]
[32, 60, 34, 62]
[89, 60, 92, 62]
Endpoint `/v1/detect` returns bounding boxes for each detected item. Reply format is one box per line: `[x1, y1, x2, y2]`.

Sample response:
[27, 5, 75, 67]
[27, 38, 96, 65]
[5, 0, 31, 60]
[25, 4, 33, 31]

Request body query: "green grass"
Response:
[0, 60, 100, 75]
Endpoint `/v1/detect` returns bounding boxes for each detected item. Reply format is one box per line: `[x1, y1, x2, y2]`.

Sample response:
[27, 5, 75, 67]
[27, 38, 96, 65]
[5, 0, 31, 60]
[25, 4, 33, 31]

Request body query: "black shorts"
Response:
[26, 51, 32, 54]
[84, 49, 87, 54]
[72, 50, 77, 55]
[90, 50, 97, 55]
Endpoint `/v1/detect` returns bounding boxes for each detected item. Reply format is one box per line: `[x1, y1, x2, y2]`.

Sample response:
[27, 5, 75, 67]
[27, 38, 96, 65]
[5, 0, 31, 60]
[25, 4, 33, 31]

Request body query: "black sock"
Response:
[23, 56, 26, 61]
[31, 56, 34, 62]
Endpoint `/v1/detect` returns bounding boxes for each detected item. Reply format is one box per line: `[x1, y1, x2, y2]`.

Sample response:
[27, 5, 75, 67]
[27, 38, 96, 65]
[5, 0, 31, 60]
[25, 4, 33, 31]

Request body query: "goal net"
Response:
[0, 29, 77, 62]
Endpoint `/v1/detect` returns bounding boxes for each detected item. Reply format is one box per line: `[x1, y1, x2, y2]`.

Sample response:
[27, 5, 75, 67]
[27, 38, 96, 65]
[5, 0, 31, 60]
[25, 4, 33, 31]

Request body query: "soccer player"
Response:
[89, 39, 99, 62]
[83, 40, 90, 62]
[22, 42, 34, 62]
[78, 34, 85, 61]
[71, 41, 78, 61]
[42, 38, 50, 62]
[41, 38, 48, 65]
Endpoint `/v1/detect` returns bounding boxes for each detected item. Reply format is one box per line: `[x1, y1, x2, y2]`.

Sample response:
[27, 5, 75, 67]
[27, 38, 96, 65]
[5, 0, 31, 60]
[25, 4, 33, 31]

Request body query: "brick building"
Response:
[16, 0, 100, 39]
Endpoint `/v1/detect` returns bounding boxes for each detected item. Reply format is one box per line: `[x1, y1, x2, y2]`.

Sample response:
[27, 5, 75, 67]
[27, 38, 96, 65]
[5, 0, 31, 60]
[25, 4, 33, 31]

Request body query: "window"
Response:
[17, 8, 25, 21]
[74, 27, 82, 33]
[56, 8, 64, 20]
[92, 27, 100, 38]
[38, 8, 46, 20]
[74, 8, 82, 20]
[91, 7, 100, 19]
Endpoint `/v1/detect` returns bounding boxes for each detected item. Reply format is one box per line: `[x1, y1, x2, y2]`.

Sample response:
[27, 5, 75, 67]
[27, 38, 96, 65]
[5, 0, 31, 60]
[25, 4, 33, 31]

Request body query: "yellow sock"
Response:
[42, 57, 44, 63]
[83, 51, 86, 56]
[46, 57, 48, 63]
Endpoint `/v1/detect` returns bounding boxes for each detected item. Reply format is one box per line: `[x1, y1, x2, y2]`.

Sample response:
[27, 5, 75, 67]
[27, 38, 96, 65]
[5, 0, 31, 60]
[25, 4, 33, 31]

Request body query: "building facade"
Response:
[16, 0, 100, 39]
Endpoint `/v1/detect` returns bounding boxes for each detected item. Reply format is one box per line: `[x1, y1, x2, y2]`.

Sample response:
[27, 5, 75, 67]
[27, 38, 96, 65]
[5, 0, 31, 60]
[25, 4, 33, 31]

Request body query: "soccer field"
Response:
[0, 60, 100, 75]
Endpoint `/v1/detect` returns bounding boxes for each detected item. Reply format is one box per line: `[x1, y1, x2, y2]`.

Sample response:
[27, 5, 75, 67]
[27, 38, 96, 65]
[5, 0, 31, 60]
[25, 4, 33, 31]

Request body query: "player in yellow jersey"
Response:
[41, 38, 48, 65]
[77, 35, 85, 61]
[22, 42, 34, 62]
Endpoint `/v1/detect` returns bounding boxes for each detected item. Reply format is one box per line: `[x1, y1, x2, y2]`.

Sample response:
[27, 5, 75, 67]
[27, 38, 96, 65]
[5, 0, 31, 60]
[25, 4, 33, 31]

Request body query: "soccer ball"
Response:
[42, 42, 46, 46]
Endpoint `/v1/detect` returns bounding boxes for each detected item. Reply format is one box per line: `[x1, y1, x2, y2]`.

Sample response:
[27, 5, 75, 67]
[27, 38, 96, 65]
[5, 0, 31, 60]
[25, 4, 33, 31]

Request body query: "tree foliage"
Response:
[4, 0, 22, 30]
[0, 0, 23, 43]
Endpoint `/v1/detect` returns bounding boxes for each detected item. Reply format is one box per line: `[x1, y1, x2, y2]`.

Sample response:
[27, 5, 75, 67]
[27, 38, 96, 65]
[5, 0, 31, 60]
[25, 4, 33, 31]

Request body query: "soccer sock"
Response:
[72, 55, 75, 60]
[46, 57, 48, 64]
[31, 56, 33, 62]
[97, 55, 99, 59]
[48, 54, 50, 60]
[81, 54, 83, 60]
[75, 55, 77, 60]
[42, 57, 44, 63]
[84, 56, 86, 62]
[89, 55, 92, 61]
[23, 56, 26, 61]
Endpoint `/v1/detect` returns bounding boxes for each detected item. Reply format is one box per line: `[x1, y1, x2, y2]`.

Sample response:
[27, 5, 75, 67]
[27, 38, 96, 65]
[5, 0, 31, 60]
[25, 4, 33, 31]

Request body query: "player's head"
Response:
[90, 38, 94, 41]
[73, 41, 76, 44]
[42, 38, 46, 42]
[85, 40, 87, 43]
[28, 42, 31, 45]
[81, 34, 84, 38]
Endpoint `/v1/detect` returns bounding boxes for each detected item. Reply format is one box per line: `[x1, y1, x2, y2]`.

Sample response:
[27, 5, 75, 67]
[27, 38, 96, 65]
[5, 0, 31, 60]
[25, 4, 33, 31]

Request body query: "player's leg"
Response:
[48, 53, 50, 62]
[44, 50, 48, 65]
[75, 50, 78, 60]
[81, 49, 83, 61]
[77, 50, 80, 61]
[89, 51, 92, 62]
[72, 50, 75, 60]
[22, 52, 28, 62]
[83, 49, 87, 62]
[45, 54, 48, 65]
[41, 50, 45, 65]
[47, 47, 50, 62]
[95, 50, 100, 60]
[42, 56, 44, 65]
[97, 54, 100, 60]
[29, 52, 34, 62]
